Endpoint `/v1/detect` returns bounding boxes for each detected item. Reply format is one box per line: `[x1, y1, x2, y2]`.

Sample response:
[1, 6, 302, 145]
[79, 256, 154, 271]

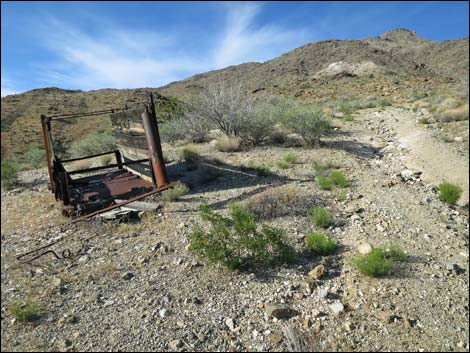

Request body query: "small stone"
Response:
[122, 272, 134, 280]
[357, 242, 373, 255]
[225, 318, 235, 331]
[448, 263, 466, 275]
[329, 302, 344, 315]
[308, 264, 325, 279]
[58, 339, 72, 350]
[169, 339, 183, 350]
[159, 308, 171, 318]
[270, 333, 283, 345]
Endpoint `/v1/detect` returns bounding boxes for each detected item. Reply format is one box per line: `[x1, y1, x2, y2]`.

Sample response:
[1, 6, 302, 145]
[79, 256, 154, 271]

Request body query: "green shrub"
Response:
[1, 159, 18, 189]
[240, 101, 281, 145]
[25, 147, 46, 169]
[282, 103, 331, 147]
[69, 132, 116, 158]
[189, 203, 293, 270]
[161, 182, 189, 202]
[159, 118, 187, 143]
[418, 117, 431, 125]
[180, 145, 200, 170]
[378, 98, 392, 107]
[334, 188, 348, 201]
[10, 301, 39, 322]
[344, 115, 354, 122]
[317, 176, 334, 190]
[284, 152, 298, 164]
[352, 245, 407, 277]
[352, 248, 392, 277]
[305, 233, 337, 255]
[329, 171, 350, 187]
[276, 160, 290, 169]
[311, 206, 333, 228]
[438, 182, 463, 205]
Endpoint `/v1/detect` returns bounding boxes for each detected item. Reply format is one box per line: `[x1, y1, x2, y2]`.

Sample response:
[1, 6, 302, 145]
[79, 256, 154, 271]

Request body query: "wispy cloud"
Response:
[214, 3, 309, 68]
[5, 3, 311, 92]
[1, 77, 18, 97]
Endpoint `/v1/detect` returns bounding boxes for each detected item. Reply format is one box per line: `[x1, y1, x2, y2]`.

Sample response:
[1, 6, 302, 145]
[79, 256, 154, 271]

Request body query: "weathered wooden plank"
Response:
[110, 109, 143, 125]
[114, 132, 148, 150]
[122, 156, 152, 182]
[117, 145, 149, 161]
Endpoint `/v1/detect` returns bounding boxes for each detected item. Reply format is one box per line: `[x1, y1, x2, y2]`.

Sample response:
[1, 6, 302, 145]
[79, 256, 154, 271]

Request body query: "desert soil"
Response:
[1, 106, 468, 352]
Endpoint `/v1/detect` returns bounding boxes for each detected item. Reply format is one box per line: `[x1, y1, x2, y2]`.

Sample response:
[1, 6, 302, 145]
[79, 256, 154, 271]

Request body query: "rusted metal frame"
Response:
[70, 182, 175, 223]
[58, 171, 70, 205]
[49, 108, 121, 120]
[141, 95, 169, 188]
[67, 158, 149, 175]
[115, 150, 123, 169]
[40, 115, 55, 190]
[61, 150, 120, 163]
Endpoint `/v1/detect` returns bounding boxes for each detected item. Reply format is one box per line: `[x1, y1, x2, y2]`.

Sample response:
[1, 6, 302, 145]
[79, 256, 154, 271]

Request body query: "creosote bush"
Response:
[438, 182, 463, 205]
[189, 203, 293, 270]
[69, 131, 116, 158]
[305, 233, 337, 256]
[311, 206, 333, 228]
[352, 245, 407, 277]
[10, 301, 40, 322]
[276, 152, 298, 169]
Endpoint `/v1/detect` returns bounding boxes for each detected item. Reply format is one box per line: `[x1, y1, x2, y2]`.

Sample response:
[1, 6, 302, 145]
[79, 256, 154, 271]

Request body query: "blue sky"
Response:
[1, 1, 468, 96]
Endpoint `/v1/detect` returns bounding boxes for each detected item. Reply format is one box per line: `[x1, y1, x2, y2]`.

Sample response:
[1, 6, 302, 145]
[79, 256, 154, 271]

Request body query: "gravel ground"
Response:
[1, 107, 468, 352]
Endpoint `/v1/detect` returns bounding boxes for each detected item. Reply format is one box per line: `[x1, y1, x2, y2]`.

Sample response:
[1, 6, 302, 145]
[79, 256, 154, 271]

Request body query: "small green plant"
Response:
[311, 206, 333, 228]
[353, 248, 392, 277]
[438, 182, 463, 205]
[305, 233, 337, 256]
[317, 176, 334, 190]
[344, 115, 354, 122]
[1, 159, 18, 189]
[189, 203, 293, 270]
[161, 182, 189, 202]
[180, 145, 200, 170]
[241, 162, 271, 177]
[418, 117, 431, 124]
[334, 188, 348, 201]
[10, 301, 39, 322]
[329, 171, 350, 187]
[284, 152, 298, 164]
[25, 147, 46, 169]
[352, 245, 407, 277]
[276, 160, 290, 169]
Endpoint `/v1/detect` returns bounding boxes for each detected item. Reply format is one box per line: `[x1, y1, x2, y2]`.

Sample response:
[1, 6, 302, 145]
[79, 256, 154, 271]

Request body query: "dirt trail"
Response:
[360, 107, 469, 205]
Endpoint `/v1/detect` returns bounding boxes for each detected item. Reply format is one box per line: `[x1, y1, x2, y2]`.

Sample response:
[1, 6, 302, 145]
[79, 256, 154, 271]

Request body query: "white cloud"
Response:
[1, 77, 18, 97]
[213, 3, 309, 68]
[9, 4, 311, 92]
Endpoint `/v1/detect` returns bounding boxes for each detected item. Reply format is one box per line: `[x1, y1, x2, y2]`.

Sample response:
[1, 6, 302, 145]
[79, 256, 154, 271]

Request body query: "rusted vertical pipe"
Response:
[58, 171, 70, 206]
[141, 107, 169, 188]
[40, 115, 54, 190]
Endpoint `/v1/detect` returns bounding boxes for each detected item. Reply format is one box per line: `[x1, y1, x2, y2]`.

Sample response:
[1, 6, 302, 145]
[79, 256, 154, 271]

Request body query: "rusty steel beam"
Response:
[40, 115, 54, 190]
[67, 158, 149, 175]
[58, 171, 70, 206]
[61, 150, 120, 163]
[141, 107, 169, 188]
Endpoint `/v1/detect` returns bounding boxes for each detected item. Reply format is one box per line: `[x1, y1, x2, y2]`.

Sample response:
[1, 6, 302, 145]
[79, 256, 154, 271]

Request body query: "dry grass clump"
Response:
[435, 103, 469, 123]
[215, 136, 242, 152]
[161, 182, 190, 202]
[244, 184, 319, 219]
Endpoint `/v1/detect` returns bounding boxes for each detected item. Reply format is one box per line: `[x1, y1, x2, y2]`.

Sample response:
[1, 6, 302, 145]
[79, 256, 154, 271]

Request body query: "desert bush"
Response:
[25, 147, 46, 169]
[215, 136, 242, 152]
[305, 233, 337, 256]
[276, 160, 290, 169]
[418, 117, 431, 125]
[159, 118, 187, 143]
[1, 159, 18, 189]
[329, 171, 350, 187]
[161, 182, 189, 202]
[244, 184, 317, 219]
[311, 206, 333, 228]
[269, 125, 291, 145]
[378, 98, 392, 107]
[312, 158, 342, 176]
[282, 102, 331, 147]
[240, 100, 281, 145]
[10, 300, 39, 322]
[284, 152, 298, 164]
[189, 203, 293, 270]
[180, 145, 200, 170]
[438, 182, 463, 205]
[317, 175, 334, 190]
[69, 132, 116, 158]
[435, 104, 469, 123]
[352, 245, 407, 277]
